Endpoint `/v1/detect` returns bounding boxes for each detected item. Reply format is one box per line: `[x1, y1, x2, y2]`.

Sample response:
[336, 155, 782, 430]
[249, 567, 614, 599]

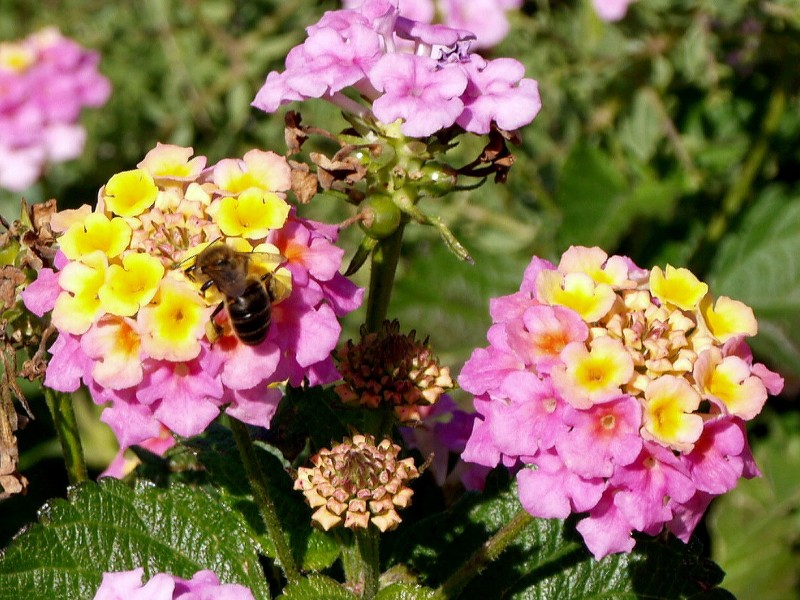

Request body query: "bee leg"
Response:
[261, 272, 278, 302]
[206, 301, 225, 343]
[210, 301, 225, 319]
[201, 279, 216, 293]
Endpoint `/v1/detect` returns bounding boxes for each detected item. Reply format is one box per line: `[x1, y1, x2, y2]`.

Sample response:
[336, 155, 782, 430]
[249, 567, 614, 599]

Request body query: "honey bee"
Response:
[184, 242, 285, 346]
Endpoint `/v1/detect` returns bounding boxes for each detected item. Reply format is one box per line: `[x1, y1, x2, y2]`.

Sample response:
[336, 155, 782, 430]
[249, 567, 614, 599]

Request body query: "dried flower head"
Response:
[294, 433, 420, 532]
[1, 199, 60, 499]
[335, 320, 453, 421]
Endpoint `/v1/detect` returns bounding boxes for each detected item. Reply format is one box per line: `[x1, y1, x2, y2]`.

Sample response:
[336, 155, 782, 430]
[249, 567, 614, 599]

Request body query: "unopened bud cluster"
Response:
[294, 434, 420, 532]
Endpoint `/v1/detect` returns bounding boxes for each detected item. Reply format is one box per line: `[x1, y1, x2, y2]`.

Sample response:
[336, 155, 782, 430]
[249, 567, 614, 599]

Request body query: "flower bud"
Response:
[359, 195, 402, 240]
[294, 434, 420, 532]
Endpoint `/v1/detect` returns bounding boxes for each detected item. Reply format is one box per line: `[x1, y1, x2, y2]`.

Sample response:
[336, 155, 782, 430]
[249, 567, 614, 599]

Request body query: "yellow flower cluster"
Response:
[49, 144, 293, 385]
[537, 247, 765, 453]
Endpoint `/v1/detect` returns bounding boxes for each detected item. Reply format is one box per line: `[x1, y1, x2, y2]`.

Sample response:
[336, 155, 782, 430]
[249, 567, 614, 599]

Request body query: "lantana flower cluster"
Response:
[93, 568, 254, 600]
[460, 246, 783, 559]
[253, 0, 541, 137]
[593, 0, 636, 22]
[0, 27, 110, 191]
[294, 433, 420, 532]
[343, 0, 523, 49]
[22, 143, 362, 456]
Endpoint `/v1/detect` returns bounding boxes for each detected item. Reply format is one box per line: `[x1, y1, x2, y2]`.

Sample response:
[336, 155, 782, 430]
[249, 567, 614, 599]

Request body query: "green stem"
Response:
[341, 529, 380, 599]
[43, 388, 88, 485]
[365, 221, 406, 333]
[433, 509, 535, 599]
[229, 417, 301, 583]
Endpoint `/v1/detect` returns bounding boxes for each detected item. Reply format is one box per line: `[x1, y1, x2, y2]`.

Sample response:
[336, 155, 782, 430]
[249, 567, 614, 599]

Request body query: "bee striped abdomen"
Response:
[226, 278, 272, 346]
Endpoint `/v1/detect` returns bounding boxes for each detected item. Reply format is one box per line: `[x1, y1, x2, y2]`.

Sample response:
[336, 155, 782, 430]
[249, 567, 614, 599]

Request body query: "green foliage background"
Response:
[2, 0, 800, 597]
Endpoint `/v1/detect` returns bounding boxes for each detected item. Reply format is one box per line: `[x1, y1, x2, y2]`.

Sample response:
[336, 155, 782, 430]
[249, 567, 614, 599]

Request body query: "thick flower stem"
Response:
[342, 528, 381, 599]
[229, 417, 301, 583]
[43, 388, 87, 485]
[365, 222, 406, 334]
[433, 508, 535, 599]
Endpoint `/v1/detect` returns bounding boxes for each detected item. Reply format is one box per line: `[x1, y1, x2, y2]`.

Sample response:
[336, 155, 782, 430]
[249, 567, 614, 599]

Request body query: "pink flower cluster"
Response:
[344, 0, 523, 49]
[459, 246, 783, 559]
[0, 27, 110, 191]
[22, 144, 362, 461]
[253, 0, 540, 138]
[592, 0, 636, 22]
[93, 568, 254, 600]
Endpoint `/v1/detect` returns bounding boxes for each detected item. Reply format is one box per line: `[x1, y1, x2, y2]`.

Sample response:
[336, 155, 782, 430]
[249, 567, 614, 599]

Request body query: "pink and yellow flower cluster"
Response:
[459, 246, 783, 559]
[93, 568, 255, 600]
[0, 27, 110, 191]
[23, 143, 362, 457]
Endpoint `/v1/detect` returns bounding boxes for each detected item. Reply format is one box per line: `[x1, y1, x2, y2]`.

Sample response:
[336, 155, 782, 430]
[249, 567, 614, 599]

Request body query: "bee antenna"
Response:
[174, 237, 222, 270]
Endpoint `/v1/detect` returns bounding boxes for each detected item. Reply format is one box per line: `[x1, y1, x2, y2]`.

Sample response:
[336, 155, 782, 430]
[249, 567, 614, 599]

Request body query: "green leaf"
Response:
[0, 478, 270, 599]
[619, 90, 663, 162]
[183, 422, 341, 572]
[391, 242, 531, 367]
[374, 583, 437, 599]
[554, 144, 678, 252]
[278, 574, 358, 600]
[386, 478, 731, 599]
[708, 187, 800, 376]
[708, 411, 800, 600]
[375, 583, 435, 600]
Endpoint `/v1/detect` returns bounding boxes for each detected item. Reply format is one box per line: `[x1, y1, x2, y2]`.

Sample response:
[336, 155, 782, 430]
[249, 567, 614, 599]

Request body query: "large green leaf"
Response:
[390, 242, 532, 368]
[277, 574, 358, 600]
[554, 144, 679, 252]
[0, 478, 270, 599]
[708, 411, 800, 600]
[708, 187, 800, 376]
[386, 477, 731, 599]
[181, 420, 341, 572]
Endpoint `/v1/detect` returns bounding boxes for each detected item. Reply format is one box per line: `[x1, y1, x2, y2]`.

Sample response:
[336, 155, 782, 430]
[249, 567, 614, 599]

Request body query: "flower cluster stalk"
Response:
[340, 529, 380, 599]
[365, 221, 407, 334]
[43, 388, 87, 485]
[433, 509, 535, 599]
[229, 417, 301, 583]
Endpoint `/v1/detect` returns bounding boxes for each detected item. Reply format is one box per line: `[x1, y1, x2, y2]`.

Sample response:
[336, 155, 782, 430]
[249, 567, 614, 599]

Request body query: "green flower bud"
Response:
[416, 162, 457, 197]
[359, 195, 402, 240]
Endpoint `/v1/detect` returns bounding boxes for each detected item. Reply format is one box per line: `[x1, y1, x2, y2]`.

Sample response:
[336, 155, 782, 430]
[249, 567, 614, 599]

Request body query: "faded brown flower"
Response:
[335, 320, 454, 422]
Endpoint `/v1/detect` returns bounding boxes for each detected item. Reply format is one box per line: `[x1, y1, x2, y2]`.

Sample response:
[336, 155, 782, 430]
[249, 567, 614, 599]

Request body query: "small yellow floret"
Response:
[642, 375, 703, 452]
[558, 246, 632, 288]
[213, 150, 291, 194]
[536, 270, 616, 322]
[59, 213, 132, 260]
[103, 169, 159, 217]
[0, 42, 34, 72]
[705, 356, 767, 420]
[52, 252, 108, 334]
[138, 278, 209, 362]
[137, 143, 206, 180]
[99, 253, 165, 317]
[554, 337, 634, 408]
[209, 188, 290, 239]
[702, 295, 758, 342]
[649, 265, 708, 311]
